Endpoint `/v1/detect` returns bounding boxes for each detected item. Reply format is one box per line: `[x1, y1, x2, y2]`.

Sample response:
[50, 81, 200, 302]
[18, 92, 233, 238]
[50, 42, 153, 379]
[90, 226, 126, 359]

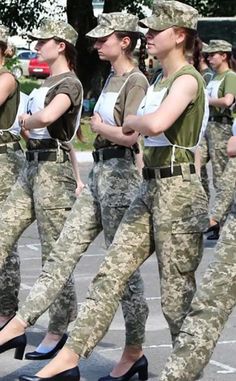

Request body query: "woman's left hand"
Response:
[19, 113, 31, 130]
[90, 112, 103, 133]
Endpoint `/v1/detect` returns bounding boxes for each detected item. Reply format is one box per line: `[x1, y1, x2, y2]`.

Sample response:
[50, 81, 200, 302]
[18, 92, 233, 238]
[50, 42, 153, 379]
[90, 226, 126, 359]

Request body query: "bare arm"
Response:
[66, 143, 85, 197]
[122, 74, 199, 136]
[19, 93, 71, 130]
[0, 72, 16, 105]
[209, 93, 235, 108]
[90, 112, 139, 147]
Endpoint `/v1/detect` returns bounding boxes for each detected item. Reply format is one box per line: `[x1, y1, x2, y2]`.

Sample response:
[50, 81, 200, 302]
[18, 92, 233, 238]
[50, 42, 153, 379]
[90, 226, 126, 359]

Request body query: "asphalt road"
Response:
[1, 162, 236, 381]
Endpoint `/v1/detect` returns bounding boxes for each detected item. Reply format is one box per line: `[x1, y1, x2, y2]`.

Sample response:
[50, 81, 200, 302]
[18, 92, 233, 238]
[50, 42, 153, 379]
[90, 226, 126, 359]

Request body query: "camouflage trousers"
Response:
[200, 121, 232, 193]
[0, 152, 78, 335]
[0, 145, 25, 316]
[29, 163, 208, 356]
[159, 199, 236, 381]
[18, 156, 149, 346]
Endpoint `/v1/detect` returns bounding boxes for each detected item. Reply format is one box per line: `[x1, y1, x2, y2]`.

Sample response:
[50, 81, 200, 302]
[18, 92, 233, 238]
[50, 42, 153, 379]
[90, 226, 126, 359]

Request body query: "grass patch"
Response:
[19, 77, 41, 95]
[73, 117, 95, 151]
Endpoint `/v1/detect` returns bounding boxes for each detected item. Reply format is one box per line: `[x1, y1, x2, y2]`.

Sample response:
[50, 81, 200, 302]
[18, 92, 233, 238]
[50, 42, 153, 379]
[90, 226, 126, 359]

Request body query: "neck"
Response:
[159, 51, 188, 79]
[217, 62, 229, 74]
[112, 56, 134, 76]
[49, 56, 71, 76]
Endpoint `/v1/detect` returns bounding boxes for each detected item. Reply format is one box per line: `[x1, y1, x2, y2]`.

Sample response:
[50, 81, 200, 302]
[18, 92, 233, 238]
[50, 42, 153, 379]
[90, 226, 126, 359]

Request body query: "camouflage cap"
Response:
[28, 18, 78, 46]
[203, 40, 232, 53]
[139, 0, 198, 31]
[0, 24, 9, 44]
[201, 42, 209, 53]
[86, 12, 139, 38]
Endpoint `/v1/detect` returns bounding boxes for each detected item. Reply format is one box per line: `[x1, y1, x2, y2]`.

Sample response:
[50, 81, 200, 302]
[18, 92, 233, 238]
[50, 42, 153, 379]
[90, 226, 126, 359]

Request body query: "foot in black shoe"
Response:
[25, 333, 67, 360]
[207, 230, 220, 240]
[19, 366, 80, 381]
[98, 355, 148, 381]
[0, 333, 26, 360]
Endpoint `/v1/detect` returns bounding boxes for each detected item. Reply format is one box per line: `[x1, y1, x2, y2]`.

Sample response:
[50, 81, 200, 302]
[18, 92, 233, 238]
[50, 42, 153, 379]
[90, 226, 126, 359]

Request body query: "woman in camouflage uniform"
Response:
[0, 19, 84, 360]
[0, 25, 25, 329]
[0, 2, 210, 381]
[0, 12, 150, 380]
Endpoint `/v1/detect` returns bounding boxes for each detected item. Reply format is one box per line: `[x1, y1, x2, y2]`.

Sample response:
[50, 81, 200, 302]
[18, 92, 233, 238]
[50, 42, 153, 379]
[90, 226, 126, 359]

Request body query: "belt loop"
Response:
[181, 164, 191, 181]
[34, 151, 38, 161]
[56, 140, 62, 162]
[99, 149, 103, 162]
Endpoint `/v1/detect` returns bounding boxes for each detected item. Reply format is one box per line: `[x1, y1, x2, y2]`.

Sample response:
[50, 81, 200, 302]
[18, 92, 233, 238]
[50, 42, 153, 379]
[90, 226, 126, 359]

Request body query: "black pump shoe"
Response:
[98, 355, 148, 381]
[0, 333, 26, 360]
[19, 366, 80, 381]
[25, 333, 68, 360]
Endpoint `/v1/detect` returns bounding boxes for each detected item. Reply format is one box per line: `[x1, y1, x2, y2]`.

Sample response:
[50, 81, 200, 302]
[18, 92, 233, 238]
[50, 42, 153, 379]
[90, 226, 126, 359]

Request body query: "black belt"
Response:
[143, 164, 195, 179]
[0, 141, 22, 154]
[26, 150, 69, 162]
[209, 116, 233, 124]
[92, 147, 133, 163]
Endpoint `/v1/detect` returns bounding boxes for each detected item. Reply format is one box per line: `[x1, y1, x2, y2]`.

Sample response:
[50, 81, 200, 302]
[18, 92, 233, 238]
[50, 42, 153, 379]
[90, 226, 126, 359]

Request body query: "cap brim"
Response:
[86, 26, 114, 39]
[139, 15, 171, 31]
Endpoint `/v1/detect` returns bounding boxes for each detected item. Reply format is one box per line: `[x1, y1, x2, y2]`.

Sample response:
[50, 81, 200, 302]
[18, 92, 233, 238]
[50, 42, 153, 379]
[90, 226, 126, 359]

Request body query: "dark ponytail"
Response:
[138, 33, 148, 75]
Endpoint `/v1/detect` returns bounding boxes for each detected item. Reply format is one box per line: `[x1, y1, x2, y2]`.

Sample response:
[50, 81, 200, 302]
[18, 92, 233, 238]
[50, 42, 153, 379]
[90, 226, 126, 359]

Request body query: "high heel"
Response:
[25, 333, 68, 360]
[0, 333, 26, 360]
[98, 355, 148, 381]
[19, 366, 80, 381]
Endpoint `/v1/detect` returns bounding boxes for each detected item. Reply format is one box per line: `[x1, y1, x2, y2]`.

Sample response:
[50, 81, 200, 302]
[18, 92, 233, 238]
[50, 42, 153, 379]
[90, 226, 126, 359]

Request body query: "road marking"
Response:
[210, 360, 236, 374]
[19, 243, 40, 251]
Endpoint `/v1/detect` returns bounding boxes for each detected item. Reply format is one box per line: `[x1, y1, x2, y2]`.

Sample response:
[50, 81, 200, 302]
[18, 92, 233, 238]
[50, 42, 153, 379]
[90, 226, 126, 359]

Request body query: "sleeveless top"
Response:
[0, 67, 20, 143]
[138, 65, 208, 168]
[93, 67, 149, 150]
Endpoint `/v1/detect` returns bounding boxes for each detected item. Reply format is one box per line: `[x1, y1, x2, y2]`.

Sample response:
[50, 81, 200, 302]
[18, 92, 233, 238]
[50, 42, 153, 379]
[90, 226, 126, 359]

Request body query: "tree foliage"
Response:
[180, 0, 236, 17]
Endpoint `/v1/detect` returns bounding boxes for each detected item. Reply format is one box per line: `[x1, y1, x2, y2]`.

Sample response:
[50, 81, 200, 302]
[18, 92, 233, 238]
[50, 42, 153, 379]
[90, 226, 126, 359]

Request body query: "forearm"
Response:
[67, 144, 84, 193]
[98, 123, 139, 147]
[209, 96, 234, 109]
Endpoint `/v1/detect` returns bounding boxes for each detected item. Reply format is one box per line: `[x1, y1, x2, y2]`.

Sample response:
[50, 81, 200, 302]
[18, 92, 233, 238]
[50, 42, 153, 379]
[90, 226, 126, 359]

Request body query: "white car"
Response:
[12, 49, 37, 79]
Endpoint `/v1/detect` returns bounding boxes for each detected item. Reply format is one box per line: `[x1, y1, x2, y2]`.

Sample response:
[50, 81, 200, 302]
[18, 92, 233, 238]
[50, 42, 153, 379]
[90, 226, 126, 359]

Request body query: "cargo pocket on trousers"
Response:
[171, 213, 209, 273]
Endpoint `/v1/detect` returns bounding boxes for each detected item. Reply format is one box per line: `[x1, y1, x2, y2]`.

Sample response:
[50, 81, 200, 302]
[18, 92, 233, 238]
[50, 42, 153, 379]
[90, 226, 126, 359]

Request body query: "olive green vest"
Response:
[144, 65, 206, 167]
[0, 67, 20, 143]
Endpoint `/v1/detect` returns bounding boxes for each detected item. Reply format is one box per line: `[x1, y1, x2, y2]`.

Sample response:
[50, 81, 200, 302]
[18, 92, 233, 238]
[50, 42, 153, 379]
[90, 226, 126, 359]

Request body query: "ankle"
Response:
[122, 345, 143, 361]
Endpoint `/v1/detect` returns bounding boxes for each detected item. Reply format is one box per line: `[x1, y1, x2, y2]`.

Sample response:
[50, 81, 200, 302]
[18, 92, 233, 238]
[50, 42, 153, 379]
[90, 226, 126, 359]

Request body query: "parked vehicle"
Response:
[28, 56, 50, 78]
[12, 49, 37, 78]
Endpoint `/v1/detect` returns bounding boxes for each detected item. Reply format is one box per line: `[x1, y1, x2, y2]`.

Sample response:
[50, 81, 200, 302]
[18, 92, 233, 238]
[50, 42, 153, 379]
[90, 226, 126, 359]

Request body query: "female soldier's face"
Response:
[208, 52, 226, 71]
[145, 27, 176, 59]
[94, 33, 128, 62]
[34, 38, 61, 63]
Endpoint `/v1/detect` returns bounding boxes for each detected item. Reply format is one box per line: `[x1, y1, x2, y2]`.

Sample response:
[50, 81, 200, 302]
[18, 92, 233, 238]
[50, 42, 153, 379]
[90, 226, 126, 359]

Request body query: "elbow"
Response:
[40, 111, 54, 126]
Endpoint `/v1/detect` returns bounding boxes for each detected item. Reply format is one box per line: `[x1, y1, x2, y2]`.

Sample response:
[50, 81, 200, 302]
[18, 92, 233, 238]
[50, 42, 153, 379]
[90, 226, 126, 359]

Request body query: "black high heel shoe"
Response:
[98, 355, 148, 381]
[0, 333, 26, 360]
[25, 333, 68, 360]
[19, 366, 80, 381]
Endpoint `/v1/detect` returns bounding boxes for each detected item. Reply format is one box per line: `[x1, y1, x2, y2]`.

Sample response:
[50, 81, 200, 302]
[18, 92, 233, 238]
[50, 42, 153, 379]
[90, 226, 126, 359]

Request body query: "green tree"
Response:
[181, 0, 236, 16]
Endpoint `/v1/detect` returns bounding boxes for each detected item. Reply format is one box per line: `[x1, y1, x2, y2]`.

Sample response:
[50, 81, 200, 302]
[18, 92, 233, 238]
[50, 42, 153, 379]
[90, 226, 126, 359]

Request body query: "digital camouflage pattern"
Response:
[0, 24, 9, 44]
[0, 153, 78, 335]
[139, 0, 198, 31]
[86, 12, 139, 38]
[198, 133, 210, 199]
[204, 39, 232, 53]
[17, 156, 149, 347]
[210, 157, 236, 223]
[19, 165, 209, 356]
[0, 146, 25, 316]
[28, 18, 78, 46]
[159, 197, 236, 381]
[207, 121, 232, 191]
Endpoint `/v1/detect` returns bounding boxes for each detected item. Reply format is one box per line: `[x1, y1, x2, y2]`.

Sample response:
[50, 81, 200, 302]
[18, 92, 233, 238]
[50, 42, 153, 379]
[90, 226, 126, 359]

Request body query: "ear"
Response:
[57, 41, 66, 53]
[121, 36, 131, 50]
[174, 28, 186, 45]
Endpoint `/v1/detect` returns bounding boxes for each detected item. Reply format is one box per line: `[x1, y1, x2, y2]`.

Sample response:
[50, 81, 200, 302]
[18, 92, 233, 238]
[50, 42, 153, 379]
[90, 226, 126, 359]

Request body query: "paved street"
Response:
[1, 162, 236, 381]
